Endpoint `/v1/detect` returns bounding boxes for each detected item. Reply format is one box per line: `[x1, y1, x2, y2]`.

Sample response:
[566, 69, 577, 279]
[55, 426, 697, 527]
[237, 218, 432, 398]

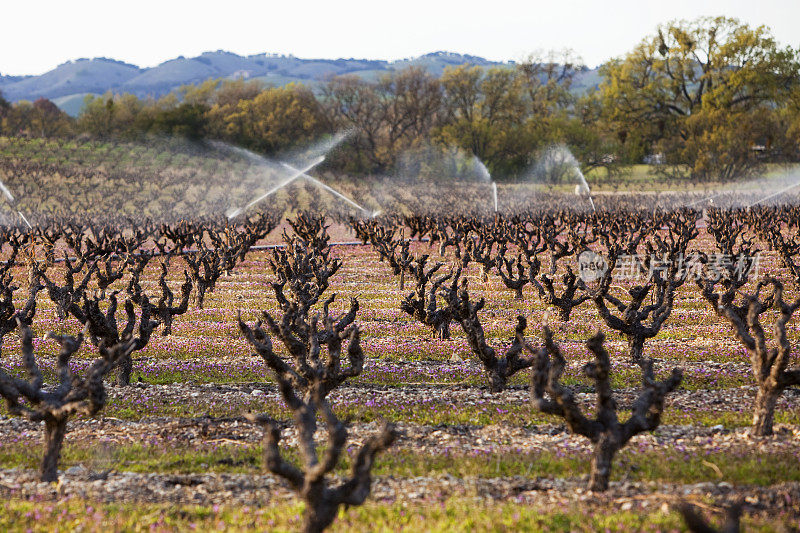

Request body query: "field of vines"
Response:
[0, 137, 798, 532]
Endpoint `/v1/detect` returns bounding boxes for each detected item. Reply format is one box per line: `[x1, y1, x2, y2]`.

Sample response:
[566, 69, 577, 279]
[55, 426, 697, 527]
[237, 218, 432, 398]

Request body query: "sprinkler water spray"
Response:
[226, 156, 325, 219]
[0, 178, 32, 228]
[280, 161, 375, 217]
[533, 144, 595, 213]
[687, 187, 732, 208]
[0, 181, 15, 203]
[748, 179, 800, 208]
[16, 211, 32, 229]
[221, 130, 377, 219]
[470, 156, 497, 214]
[575, 180, 596, 212]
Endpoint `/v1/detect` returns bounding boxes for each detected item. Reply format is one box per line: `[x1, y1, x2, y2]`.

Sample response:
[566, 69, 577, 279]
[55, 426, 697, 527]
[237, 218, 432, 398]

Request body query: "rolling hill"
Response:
[0, 51, 600, 116]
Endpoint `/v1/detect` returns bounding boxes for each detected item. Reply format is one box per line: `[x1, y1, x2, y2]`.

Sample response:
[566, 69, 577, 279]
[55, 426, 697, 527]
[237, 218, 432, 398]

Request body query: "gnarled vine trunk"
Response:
[41, 417, 68, 482]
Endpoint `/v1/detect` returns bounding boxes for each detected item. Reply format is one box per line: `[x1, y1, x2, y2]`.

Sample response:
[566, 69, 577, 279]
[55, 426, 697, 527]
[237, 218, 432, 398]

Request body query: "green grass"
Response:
[0, 497, 793, 532]
[91, 396, 798, 428]
[2, 440, 799, 487]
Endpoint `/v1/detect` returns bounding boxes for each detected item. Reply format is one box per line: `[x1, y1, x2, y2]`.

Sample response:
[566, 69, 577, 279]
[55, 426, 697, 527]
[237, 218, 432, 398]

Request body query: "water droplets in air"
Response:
[530, 144, 595, 212]
[218, 130, 377, 218]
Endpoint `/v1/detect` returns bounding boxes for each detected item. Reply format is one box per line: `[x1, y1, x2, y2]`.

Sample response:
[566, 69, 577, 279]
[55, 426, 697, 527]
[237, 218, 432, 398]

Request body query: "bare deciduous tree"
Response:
[678, 500, 742, 533]
[73, 292, 159, 386]
[400, 257, 457, 340]
[0, 324, 134, 481]
[36, 254, 96, 321]
[239, 303, 395, 532]
[442, 273, 536, 391]
[0, 269, 42, 354]
[701, 277, 800, 435]
[529, 328, 682, 491]
[591, 211, 697, 363]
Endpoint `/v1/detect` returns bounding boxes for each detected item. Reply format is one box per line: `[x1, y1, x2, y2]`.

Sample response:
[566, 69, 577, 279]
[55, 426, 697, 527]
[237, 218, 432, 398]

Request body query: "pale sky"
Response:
[1, 0, 799, 76]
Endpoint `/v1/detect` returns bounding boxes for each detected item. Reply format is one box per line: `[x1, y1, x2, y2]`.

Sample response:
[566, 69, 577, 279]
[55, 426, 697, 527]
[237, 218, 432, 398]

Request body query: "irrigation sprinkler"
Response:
[0, 178, 32, 228]
[748, 180, 800, 208]
[687, 188, 731, 208]
[226, 156, 325, 219]
[16, 210, 32, 229]
[280, 162, 375, 217]
[575, 181, 596, 213]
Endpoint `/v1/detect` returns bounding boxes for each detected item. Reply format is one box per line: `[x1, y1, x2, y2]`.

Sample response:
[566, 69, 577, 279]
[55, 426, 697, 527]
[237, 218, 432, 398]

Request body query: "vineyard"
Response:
[0, 138, 798, 531]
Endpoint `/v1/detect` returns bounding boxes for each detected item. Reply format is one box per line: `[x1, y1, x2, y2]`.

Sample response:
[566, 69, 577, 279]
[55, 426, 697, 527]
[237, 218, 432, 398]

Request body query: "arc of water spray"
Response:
[575, 171, 596, 213]
[687, 189, 727, 208]
[226, 156, 325, 219]
[16, 211, 32, 229]
[0, 178, 32, 229]
[280, 162, 380, 217]
[470, 156, 498, 213]
[0, 182, 15, 204]
[576, 179, 596, 212]
[587, 192, 596, 213]
[747, 180, 800, 208]
[686, 182, 751, 208]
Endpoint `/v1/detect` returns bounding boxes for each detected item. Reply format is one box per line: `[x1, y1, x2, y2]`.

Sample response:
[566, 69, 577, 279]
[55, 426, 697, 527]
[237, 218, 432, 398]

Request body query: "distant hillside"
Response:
[1, 58, 141, 102]
[0, 74, 28, 85]
[50, 93, 94, 117]
[0, 51, 601, 116]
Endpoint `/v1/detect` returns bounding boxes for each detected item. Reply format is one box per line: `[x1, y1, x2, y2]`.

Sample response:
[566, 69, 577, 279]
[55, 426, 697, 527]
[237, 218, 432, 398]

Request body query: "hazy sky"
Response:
[2, 0, 799, 75]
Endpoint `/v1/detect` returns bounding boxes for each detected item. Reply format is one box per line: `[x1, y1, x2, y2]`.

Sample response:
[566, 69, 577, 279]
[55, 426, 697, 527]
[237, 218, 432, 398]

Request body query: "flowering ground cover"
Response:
[0, 225, 798, 531]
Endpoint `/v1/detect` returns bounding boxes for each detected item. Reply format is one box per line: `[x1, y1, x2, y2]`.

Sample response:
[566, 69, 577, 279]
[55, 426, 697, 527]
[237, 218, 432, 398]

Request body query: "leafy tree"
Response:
[518, 49, 582, 117]
[434, 66, 530, 177]
[562, 91, 622, 176]
[179, 78, 222, 106]
[3, 98, 73, 138]
[79, 94, 116, 136]
[78, 92, 146, 138]
[0, 90, 9, 119]
[203, 78, 264, 141]
[785, 86, 800, 161]
[226, 83, 327, 155]
[149, 102, 209, 139]
[675, 105, 788, 180]
[31, 98, 66, 134]
[600, 16, 799, 180]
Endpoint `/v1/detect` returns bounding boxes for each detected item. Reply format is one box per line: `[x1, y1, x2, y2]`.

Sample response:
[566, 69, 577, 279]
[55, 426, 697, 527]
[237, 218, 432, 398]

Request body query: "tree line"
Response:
[2, 16, 799, 182]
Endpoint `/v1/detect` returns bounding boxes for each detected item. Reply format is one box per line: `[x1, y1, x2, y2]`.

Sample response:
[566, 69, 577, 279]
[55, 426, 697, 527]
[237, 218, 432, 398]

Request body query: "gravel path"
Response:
[0, 468, 797, 519]
[94, 381, 799, 415]
[1, 415, 798, 457]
